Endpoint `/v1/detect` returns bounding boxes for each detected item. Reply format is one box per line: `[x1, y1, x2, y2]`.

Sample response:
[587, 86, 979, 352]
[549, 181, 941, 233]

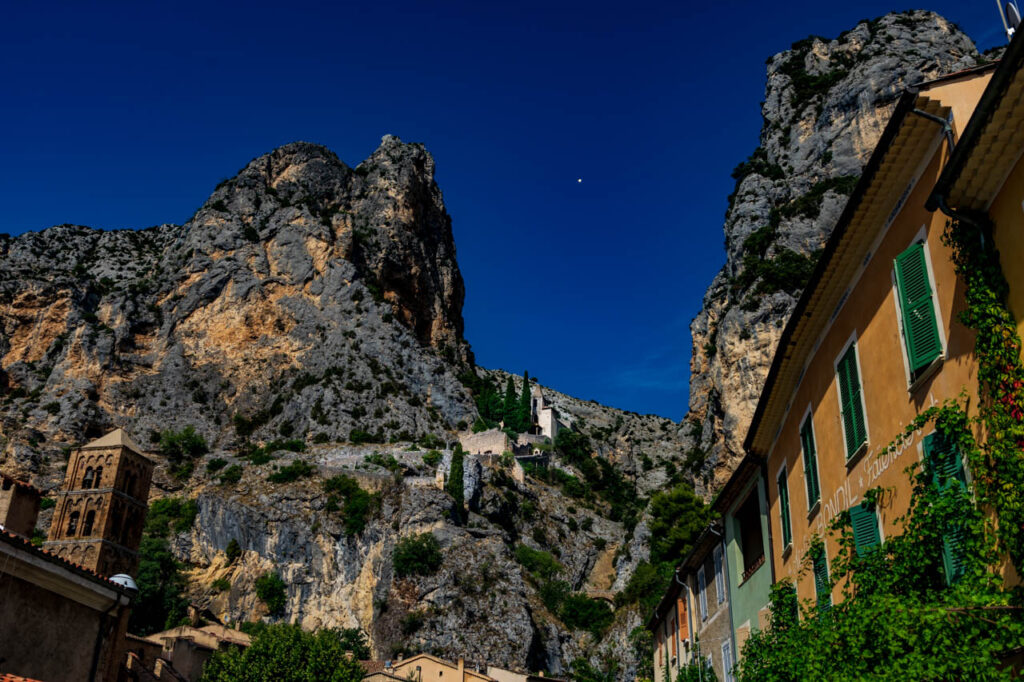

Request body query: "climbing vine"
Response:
[737, 215, 1024, 679]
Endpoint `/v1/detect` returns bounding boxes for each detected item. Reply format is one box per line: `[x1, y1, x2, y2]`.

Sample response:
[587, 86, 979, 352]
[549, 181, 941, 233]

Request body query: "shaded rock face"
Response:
[0, 138, 475, 460]
[688, 11, 980, 486]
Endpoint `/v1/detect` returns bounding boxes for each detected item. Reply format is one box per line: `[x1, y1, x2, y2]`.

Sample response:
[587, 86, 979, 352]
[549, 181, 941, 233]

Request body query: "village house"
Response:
[122, 624, 251, 681]
[648, 521, 734, 682]
[747, 62, 996, 609]
[0, 471, 41, 538]
[364, 653, 496, 682]
[648, 32, 1024, 677]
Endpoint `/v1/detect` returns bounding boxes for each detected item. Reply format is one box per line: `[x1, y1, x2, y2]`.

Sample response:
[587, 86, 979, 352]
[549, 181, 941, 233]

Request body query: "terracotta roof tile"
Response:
[1, 674, 49, 681]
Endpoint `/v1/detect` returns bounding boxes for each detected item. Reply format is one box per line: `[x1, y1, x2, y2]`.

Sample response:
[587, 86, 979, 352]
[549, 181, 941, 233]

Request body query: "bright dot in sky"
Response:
[577, 178, 582, 183]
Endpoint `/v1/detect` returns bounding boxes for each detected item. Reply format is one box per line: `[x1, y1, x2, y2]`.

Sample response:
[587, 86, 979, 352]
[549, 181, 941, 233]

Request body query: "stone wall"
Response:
[458, 429, 510, 455]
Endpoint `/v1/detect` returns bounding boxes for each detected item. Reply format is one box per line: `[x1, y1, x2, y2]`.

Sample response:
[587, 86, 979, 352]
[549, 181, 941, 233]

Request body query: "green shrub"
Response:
[422, 450, 442, 467]
[312, 432, 329, 444]
[207, 458, 228, 473]
[39, 497, 56, 510]
[200, 624, 365, 682]
[393, 533, 443, 578]
[540, 579, 570, 613]
[159, 426, 209, 463]
[349, 429, 374, 445]
[212, 577, 231, 592]
[364, 453, 401, 472]
[323, 475, 377, 536]
[514, 544, 562, 581]
[560, 594, 613, 636]
[225, 538, 241, 562]
[219, 465, 243, 485]
[145, 498, 199, 537]
[267, 460, 315, 483]
[400, 610, 425, 635]
[255, 572, 287, 616]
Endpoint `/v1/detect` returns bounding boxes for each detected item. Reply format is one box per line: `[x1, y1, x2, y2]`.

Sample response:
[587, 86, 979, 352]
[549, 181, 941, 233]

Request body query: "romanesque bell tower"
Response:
[43, 429, 154, 577]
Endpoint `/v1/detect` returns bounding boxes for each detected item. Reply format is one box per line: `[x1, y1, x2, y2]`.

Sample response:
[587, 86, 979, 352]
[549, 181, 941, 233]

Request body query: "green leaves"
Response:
[200, 624, 366, 682]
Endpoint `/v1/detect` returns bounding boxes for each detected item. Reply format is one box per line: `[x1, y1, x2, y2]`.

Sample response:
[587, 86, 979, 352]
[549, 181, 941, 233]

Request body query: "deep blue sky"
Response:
[1, 2, 1009, 419]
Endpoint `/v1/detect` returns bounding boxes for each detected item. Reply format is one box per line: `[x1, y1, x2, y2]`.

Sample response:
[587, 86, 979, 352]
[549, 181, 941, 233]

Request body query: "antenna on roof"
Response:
[998, 0, 1021, 41]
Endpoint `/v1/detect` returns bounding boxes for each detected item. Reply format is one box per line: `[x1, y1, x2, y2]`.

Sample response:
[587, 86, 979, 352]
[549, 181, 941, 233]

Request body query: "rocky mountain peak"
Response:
[688, 10, 980, 488]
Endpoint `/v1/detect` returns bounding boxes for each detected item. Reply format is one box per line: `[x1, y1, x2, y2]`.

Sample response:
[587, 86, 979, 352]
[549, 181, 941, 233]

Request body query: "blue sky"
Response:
[0, 1, 1009, 419]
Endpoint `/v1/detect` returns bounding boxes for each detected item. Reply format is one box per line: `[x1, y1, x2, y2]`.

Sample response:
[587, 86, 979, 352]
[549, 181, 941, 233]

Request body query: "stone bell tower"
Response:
[44, 428, 154, 577]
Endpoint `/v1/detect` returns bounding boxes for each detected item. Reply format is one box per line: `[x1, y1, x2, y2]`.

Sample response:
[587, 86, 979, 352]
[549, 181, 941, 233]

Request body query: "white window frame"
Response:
[721, 638, 735, 682]
[713, 544, 725, 604]
[697, 566, 708, 621]
[890, 227, 947, 392]
[833, 332, 871, 463]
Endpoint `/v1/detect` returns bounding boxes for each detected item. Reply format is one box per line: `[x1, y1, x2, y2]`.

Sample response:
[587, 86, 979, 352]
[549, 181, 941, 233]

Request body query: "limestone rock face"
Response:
[688, 11, 980, 486]
[0, 138, 692, 678]
[0, 138, 476, 457]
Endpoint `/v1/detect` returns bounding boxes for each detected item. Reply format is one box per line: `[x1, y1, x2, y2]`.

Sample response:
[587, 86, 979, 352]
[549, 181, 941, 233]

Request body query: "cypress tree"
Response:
[518, 371, 531, 433]
[448, 445, 465, 524]
[503, 376, 517, 428]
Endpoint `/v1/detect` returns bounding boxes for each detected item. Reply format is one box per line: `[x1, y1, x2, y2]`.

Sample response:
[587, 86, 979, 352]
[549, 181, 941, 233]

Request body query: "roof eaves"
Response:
[926, 31, 1024, 210]
[0, 529, 128, 594]
[743, 88, 921, 456]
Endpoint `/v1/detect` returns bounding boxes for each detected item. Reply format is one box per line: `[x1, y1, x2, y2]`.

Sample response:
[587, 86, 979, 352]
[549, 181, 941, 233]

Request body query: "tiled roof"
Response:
[1, 674, 49, 681]
[361, 661, 387, 674]
[82, 428, 146, 455]
[0, 529, 126, 592]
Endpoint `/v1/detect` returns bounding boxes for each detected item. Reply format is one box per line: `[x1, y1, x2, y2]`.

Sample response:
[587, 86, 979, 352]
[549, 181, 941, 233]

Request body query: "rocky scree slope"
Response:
[687, 11, 981, 487]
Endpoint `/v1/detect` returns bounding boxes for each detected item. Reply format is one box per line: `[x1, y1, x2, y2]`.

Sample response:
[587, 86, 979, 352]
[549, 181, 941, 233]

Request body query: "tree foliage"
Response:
[200, 624, 366, 682]
[648, 483, 712, 566]
[255, 572, 287, 616]
[393, 533, 443, 578]
[323, 475, 377, 536]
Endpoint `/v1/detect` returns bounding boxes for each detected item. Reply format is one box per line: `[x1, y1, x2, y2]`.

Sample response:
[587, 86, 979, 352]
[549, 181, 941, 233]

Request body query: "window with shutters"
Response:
[836, 341, 868, 460]
[721, 639, 735, 682]
[849, 502, 881, 556]
[800, 414, 821, 510]
[894, 241, 943, 383]
[777, 468, 793, 549]
[923, 432, 969, 584]
[697, 567, 708, 620]
[713, 545, 725, 603]
[812, 545, 831, 611]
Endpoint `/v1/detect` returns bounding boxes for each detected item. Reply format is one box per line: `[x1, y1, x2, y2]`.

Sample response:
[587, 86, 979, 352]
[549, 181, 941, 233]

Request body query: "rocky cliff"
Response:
[0, 137, 689, 678]
[0, 138, 476, 463]
[687, 11, 981, 486]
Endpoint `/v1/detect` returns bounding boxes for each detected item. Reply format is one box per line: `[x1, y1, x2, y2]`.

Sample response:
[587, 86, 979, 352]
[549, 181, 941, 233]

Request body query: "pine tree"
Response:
[448, 445, 465, 524]
[502, 376, 517, 428]
[518, 371, 532, 433]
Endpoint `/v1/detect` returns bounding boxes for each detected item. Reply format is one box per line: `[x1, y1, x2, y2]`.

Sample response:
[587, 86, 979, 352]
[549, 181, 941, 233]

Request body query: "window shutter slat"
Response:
[801, 417, 820, 506]
[924, 432, 969, 584]
[837, 345, 866, 457]
[778, 470, 792, 547]
[849, 503, 881, 556]
[895, 243, 942, 375]
[813, 551, 831, 611]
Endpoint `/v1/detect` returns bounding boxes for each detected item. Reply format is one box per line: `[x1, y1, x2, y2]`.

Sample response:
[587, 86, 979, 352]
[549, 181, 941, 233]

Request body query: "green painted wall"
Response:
[724, 473, 773, 646]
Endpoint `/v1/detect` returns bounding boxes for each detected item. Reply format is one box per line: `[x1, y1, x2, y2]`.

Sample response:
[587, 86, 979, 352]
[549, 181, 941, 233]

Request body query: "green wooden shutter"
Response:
[837, 344, 867, 458]
[923, 432, 968, 584]
[849, 502, 881, 557]
[778, 469, 792, 547]
[813, 549, 831, 611]
[895, 243, 942, 376]
[800, 416, 820, 507]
